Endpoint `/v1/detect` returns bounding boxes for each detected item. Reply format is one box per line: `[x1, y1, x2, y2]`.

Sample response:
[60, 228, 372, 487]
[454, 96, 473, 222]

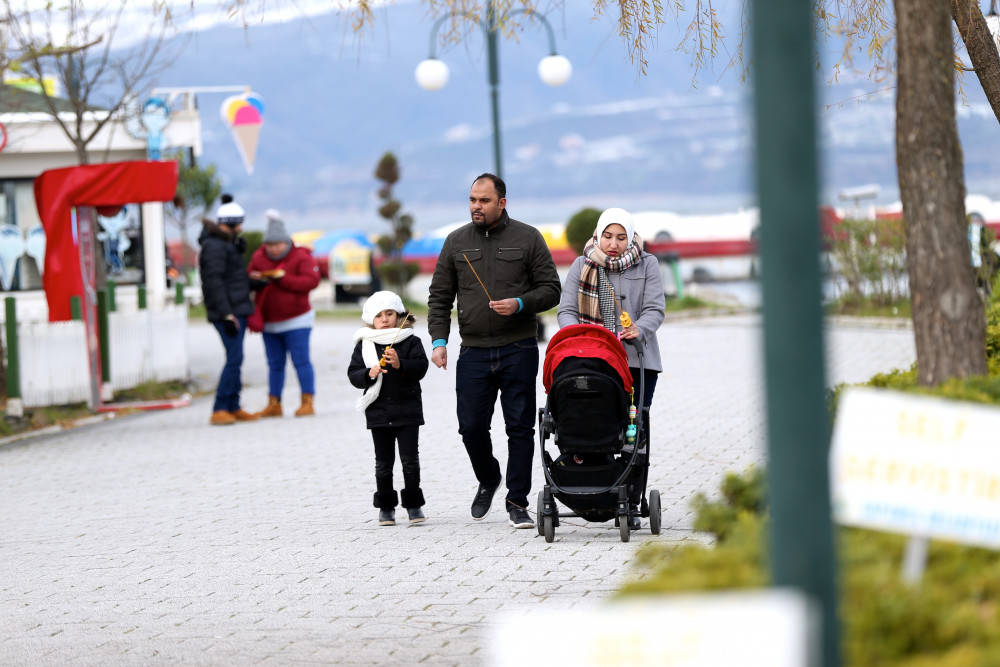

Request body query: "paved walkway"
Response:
[1, 314, 916, 665]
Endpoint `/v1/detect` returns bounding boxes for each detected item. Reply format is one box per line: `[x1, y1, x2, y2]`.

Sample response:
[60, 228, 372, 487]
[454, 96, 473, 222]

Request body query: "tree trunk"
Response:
[952, 0, 1000, 124]
[896, 0, 987, 386]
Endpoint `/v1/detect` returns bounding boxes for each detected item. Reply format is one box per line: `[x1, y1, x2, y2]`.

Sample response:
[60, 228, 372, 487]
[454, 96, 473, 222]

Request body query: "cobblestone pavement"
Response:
[0, 314, 916, 665]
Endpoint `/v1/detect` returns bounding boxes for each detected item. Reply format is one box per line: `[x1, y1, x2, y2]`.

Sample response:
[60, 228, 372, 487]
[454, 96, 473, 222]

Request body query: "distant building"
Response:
[0, 84, 202, 319]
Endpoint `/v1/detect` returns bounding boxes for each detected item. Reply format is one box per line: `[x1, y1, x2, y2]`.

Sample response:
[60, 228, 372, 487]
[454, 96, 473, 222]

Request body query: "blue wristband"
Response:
[432, 338, 447, 349]
[515, 298, 523, 313]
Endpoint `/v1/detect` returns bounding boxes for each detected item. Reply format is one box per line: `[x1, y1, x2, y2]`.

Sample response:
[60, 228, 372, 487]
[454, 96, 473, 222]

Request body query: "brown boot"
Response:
[210, 410, 236, 426]
[256, 395, 283, 418]
[230, 408, 259, 422]
[295, 393, 315, 417]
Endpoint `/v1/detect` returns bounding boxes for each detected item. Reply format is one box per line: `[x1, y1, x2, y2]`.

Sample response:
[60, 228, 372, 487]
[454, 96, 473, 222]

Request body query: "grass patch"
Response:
[0, 380, 194, 440]
[825, 295, 911, 318]
[664, 295, 715, 312]
[113, 380, 190, 402]
[0, 402, 92, 438]
[189, 298, 430, 322]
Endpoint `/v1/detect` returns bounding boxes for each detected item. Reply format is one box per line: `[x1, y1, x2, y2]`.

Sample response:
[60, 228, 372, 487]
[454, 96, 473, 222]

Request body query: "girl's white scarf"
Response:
[353, 326, 415, 412]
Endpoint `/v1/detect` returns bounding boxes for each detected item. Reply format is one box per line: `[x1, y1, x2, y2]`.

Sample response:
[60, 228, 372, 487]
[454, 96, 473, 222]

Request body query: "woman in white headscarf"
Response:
[557, 207, 665, 408]
[557, 207, 665, 532]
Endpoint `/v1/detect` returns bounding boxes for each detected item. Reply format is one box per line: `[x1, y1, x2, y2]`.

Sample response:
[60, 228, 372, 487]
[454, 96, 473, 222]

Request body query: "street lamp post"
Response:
[414, 1, 572, 179]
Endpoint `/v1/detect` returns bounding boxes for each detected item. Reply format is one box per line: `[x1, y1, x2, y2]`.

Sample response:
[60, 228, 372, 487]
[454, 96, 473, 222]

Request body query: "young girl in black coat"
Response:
[348, 291, 429, 526]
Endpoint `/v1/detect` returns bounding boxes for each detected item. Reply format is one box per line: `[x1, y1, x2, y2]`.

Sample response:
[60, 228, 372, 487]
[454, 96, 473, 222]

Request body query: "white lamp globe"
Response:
[415, 58, 450, 91]
[538, 54, 572, 87]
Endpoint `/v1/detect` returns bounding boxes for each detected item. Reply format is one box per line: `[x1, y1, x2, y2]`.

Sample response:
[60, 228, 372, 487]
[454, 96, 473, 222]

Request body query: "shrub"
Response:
[376, 261, 420, 289]
[827, 217, 908, 313]
[691, 466, 767, 541]
[619, 269, 1000, 664]
[619, 467, 1000, 666]
[242, 230, 262, 265]
[565, 207, 602, 256]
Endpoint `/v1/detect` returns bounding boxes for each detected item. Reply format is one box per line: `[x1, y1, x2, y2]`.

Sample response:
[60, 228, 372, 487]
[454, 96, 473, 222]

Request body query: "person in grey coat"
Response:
[557, 207, 665, 531]
[557, 207, 665, 407]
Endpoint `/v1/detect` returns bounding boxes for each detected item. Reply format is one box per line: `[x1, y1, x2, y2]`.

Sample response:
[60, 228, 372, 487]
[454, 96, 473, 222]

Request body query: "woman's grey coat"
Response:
[557, 253, 665, 372]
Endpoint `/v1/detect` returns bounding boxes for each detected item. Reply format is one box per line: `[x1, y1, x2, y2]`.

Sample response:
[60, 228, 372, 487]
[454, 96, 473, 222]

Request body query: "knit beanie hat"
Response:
[362, 290, 405, 325]
[594, 207, 635, 243]
[263, 217, 291, 244]
[216, 201, 245, 226]
[265, 208, 282, 223]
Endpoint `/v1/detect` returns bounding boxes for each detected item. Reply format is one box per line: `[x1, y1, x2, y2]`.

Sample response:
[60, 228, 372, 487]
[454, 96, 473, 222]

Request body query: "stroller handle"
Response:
[623, 336, 645, 358]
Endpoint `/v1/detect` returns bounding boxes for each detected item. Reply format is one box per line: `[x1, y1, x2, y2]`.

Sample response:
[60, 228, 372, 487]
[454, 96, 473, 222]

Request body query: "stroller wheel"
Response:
[536, 491, 545, 537]
[543, 514, 555, 543]
[649, 490, 662, 535]
[619, 512, 631, 542]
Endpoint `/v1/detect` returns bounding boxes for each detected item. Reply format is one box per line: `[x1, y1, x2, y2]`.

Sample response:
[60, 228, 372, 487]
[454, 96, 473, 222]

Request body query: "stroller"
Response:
[536, 324, 662, 542]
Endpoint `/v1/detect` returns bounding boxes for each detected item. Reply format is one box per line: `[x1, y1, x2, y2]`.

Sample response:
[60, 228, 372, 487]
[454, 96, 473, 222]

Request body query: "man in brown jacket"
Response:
[427, 173, 561, 529]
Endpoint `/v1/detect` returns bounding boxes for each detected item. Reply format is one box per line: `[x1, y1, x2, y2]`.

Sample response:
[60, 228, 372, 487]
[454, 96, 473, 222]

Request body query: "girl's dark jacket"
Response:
[347, 335, 429, 430]
[198, 221, 254, 322]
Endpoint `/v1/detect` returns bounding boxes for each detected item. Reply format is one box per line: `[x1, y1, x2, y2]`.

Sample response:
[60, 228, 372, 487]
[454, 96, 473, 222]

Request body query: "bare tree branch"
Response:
[2, 0, 179, 164]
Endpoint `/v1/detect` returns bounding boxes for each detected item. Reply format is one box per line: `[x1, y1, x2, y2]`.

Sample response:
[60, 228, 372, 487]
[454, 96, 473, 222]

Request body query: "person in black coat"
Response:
[348, 291, 429, 526]
[198, 195, 258, 426]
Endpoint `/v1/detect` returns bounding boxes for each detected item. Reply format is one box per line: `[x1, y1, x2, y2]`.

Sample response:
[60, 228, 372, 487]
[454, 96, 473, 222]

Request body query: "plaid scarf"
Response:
[577, 234, 643, 330]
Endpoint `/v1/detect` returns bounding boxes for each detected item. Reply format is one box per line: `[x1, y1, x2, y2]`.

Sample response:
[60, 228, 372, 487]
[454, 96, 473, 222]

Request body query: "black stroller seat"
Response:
[549, 357, 628, 455]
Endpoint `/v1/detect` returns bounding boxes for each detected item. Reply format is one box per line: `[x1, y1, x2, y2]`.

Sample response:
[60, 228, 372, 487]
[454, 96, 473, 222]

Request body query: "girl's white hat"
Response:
[362, 290, 405, 325]
[594, 207, 635, 243]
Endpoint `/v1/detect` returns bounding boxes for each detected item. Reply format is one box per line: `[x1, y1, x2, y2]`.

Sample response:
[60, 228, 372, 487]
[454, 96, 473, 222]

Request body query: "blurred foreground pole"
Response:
[751, 1, 840, 666]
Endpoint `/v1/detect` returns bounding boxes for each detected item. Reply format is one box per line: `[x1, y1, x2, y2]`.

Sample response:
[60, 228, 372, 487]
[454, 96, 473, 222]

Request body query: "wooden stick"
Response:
[464, 254, 493, 301]
[380, 313, 413, 366]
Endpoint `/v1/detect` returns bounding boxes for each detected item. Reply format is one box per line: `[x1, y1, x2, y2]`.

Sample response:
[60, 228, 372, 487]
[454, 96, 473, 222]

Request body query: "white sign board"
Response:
[830, 387, 1000, 548]
[489, 591, 815, 667]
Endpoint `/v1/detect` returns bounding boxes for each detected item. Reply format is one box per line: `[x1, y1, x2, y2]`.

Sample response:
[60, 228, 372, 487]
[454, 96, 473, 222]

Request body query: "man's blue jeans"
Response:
[262, 327, 315, 397]
[212, 317, 247, 412]
[455, 338, 538, 511]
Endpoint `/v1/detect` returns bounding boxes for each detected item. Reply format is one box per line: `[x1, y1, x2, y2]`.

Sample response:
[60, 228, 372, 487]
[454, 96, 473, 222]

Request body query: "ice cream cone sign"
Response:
[220, 92, 265, 175]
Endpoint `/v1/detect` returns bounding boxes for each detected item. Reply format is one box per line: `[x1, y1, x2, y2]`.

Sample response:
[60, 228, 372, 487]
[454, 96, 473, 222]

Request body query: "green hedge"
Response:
[621, 286, 1000, 665]
[621, 466, 1000, 666]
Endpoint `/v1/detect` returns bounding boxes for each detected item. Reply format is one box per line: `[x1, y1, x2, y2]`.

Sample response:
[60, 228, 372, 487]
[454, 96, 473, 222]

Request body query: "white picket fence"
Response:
[9, 305, 190, 407]
[17, 319, 91, 406]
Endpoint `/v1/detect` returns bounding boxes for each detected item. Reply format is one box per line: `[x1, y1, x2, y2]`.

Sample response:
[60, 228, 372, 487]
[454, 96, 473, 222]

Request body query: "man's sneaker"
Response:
[407, 507, 426, 524]
[378, 509, 395, 526]
[508, 507, 534, 529]
[471, 481, 501, 520]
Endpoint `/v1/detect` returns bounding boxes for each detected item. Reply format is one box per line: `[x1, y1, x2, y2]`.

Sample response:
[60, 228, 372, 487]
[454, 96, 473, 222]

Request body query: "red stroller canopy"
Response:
[543, 323, 632, 393]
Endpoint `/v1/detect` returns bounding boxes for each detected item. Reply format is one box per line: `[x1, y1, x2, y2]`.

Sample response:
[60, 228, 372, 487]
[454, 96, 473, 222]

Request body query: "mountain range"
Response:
[148, 2, 1000, 237]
